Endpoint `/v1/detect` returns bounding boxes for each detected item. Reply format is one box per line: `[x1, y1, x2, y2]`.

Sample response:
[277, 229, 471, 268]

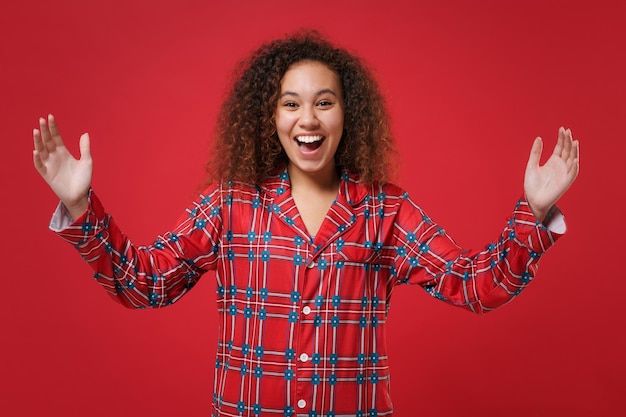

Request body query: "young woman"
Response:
[33, 32, 579, 416]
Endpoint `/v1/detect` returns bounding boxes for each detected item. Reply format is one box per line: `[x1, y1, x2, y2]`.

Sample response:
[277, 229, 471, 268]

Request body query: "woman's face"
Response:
[274, 60, 344, 184]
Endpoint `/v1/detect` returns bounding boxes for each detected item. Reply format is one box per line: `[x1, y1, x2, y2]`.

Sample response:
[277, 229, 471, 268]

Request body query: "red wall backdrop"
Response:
[1, 1, 624, 415]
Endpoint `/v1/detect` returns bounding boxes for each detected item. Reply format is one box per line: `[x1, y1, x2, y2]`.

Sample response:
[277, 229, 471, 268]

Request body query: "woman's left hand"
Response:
[524, 127, 580, 222]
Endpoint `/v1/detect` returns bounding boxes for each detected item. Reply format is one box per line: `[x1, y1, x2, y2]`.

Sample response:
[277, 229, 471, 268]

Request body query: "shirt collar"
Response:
[259, 168, 370, 207]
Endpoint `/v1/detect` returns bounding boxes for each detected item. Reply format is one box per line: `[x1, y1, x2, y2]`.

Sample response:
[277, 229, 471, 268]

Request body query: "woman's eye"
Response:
[317, 100, 333, 107]
[283, 102, 297, 108]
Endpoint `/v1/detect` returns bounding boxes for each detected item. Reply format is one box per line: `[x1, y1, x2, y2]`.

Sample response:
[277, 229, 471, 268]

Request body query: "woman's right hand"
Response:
[33, 114, 93, 220]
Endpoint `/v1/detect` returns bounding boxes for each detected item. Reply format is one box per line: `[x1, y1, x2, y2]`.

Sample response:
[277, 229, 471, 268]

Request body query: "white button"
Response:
[299, 353, 309, 362]
[302, 306, 311, 315]
[297, 399, 306, 408]
[307, 261, 316, 269]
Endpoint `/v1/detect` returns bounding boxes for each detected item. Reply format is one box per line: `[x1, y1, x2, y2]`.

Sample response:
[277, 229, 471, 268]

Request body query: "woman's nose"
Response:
[298, 105, 319, 128]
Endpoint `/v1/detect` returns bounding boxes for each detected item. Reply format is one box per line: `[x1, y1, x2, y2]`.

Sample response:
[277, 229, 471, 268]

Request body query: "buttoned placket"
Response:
[295, 223, 362, 413]
[293, 242, 317, 412]
[266, 172, 366, 413]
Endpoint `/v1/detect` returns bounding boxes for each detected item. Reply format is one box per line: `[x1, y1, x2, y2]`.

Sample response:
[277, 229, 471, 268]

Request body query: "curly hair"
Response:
[207, 30, 396, 185]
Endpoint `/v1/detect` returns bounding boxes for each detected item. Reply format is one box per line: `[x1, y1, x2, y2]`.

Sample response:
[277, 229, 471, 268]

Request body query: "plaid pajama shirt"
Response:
[54, 170, 562, 416]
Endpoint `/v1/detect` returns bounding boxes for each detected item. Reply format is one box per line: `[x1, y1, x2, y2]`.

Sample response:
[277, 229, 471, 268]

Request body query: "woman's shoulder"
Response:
[193, 180, 262, 209]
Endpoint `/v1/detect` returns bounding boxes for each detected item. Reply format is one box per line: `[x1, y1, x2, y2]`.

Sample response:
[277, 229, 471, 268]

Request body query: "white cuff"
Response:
[49, 202, 74, 232]
[544, 209, 566, 234]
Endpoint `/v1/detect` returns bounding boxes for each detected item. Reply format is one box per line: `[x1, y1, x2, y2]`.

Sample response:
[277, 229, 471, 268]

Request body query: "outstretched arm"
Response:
[524, 127, 580, 222]
[33, 114, 93, 219]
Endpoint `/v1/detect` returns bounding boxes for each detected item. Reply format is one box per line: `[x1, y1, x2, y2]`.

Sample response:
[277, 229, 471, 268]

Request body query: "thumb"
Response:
[526, 136, 543, 169]
[79, 133, 92, 161]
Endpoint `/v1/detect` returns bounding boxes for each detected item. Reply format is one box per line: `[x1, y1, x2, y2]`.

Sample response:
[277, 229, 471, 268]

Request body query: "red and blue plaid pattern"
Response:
[55, 170, 561, 416]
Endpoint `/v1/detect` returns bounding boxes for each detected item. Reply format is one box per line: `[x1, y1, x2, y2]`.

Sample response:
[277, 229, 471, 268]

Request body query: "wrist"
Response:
[525, 196, 551, 224]
[530, 203, 556, 225]
[63, 195, 89, 220]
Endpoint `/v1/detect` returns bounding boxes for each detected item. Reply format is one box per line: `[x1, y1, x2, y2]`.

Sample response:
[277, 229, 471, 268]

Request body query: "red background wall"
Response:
[1, 0, 624, 415]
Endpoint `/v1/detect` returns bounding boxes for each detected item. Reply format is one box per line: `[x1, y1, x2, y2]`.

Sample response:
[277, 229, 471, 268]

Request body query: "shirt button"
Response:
[307, 261, 316, 269]
[299, 353, 309, 362]
[302, 306, 311, 315]
[297, 399, 306, 409]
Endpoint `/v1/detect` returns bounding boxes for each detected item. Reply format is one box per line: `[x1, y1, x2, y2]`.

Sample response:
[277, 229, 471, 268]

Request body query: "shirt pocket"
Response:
[336, 244, 381, 269]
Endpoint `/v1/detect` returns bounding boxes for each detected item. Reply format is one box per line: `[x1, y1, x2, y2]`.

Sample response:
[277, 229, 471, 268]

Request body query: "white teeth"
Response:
[295, 135, 324, 143]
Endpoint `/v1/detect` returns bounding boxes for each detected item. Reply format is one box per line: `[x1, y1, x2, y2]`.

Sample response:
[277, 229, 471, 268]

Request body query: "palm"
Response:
[524, 127, 579, 221]
[33, 115, 92, 215]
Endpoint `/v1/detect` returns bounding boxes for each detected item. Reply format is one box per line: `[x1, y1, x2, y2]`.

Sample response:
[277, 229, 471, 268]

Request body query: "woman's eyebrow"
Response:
[279, 88, 338, 99]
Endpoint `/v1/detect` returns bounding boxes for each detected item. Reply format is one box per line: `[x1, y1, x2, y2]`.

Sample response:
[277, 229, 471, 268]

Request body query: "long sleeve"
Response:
[46, 172, 567, 416]
[52, 187, 224, 308]
[391, 194, 564, 313]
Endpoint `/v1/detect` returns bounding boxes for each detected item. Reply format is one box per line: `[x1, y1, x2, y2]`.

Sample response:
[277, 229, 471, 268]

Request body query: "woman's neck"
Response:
[287, 164, 340, 196]
[286, 164, 341, 237]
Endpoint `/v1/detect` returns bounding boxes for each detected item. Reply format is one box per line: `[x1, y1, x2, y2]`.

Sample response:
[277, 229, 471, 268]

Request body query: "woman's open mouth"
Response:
[295, 135, 325, 151]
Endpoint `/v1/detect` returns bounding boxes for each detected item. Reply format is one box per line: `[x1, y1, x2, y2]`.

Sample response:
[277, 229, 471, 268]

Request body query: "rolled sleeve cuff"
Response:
[511, 196, 565, 254]
[49, 201, 75, 232]
[49, 190, 107, 246]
